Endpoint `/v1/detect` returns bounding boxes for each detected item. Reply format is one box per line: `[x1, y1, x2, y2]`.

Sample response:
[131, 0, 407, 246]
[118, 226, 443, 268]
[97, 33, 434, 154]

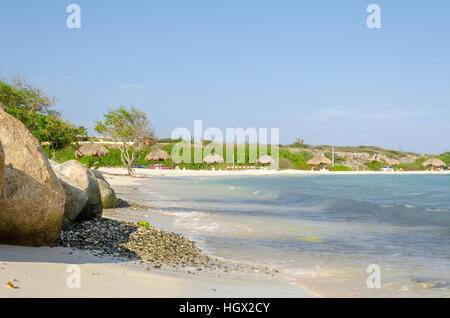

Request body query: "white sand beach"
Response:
[0, 245, 310, 298]
[97, 167, 450, 178]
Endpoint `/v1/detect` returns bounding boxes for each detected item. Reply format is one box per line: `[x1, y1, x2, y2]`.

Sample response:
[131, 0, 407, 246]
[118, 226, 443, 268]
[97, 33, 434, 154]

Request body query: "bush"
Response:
[279, 157, 294, 170]
[398, 158, 427, 171]
[137, 221, 153, 229]
[43, 145, 76, 162]
[330, 165, 352, 171]
[279, 148, 312, 170]
[1, 78, 86, 151]
[438, 152, 450, 167]
[365, 160, 385, 171]
[325, 152, 345, 164]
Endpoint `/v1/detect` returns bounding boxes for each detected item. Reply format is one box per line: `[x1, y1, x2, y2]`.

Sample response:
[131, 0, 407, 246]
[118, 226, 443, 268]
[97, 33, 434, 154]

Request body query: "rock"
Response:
[56, 172, 88, 226]
[54, 160, 103, 221]
[91, 170, 118, 209]
[74, 150, 84, 159]
[0, 141, 4, 195]
[0, 109, 66, 246]
[48, 160, 60, 169]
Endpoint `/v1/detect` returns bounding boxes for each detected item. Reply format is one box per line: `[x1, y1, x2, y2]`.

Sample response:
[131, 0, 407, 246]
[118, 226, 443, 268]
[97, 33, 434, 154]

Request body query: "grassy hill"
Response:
[44, 140, 447, 171]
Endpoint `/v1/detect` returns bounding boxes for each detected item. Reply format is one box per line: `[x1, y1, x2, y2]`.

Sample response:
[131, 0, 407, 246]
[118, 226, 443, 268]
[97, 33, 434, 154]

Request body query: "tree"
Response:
[33, 114, 87, 158]
[295, 137, 304, 146]
[0, 77, 55, 131]
[95, 106, 154, 176]
[0, 77, 86, 153]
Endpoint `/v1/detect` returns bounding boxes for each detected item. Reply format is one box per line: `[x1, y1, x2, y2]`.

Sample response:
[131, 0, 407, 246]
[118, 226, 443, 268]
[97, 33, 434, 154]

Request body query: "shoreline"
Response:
[97, 167, 450, 178]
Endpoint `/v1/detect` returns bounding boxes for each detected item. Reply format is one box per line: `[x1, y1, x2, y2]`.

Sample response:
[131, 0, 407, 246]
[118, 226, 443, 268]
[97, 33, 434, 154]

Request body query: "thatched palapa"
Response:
[307, 154, 332, 166]
[257, 155, 275, 165]
[203, 154, 224, 164]
[422, 158, 446, 168]
[77, 142, 109, 158]
[145, 149, 170, 162]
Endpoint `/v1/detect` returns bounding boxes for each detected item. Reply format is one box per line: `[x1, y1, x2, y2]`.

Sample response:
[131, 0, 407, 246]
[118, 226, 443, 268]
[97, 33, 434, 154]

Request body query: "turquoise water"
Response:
[136, 175, 450, 297]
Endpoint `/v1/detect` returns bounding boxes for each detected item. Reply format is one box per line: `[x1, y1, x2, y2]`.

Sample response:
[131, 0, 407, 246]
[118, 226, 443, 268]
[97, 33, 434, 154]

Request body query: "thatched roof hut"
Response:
[385, 158, 400, 166]
[203, 154, 224, 164]
[77, 142, 109, 158]
[145, 149, 170, 162]
[307, 154, 332, 166]
[422, 158, 446, 168]
[257, 155, 275, 165]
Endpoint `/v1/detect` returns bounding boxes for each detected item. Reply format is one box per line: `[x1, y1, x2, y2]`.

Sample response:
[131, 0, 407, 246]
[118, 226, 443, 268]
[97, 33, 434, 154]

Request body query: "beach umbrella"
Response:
[203, 153, 224, 164]
[77, 142, 109, 158]
[385, 158, 400, 166]
[422, 158, 446, 168]
[257, 155, 275, 165]
[307, 154, 332, 166]
[145, 149, 170, 162]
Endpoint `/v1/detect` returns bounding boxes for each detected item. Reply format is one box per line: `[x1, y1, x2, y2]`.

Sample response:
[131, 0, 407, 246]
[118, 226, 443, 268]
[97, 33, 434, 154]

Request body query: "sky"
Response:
[0, 0, 449, 154]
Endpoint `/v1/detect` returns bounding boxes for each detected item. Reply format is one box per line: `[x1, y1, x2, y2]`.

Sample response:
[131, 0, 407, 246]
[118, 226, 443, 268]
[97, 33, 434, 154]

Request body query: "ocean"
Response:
[127, 175, 450, 297]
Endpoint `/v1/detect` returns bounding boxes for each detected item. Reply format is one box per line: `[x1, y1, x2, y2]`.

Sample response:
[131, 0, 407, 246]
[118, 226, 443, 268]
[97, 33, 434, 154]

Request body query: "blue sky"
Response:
[0, 0, 449, 154]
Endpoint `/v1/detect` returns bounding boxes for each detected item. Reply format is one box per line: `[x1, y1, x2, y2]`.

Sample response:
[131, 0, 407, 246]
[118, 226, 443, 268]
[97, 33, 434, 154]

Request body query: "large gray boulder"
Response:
[0, 141, 4, 195]
[54, 160, 103, 220]
[91, 170, 118, 209]
[56, 172, 89, 227]
[0, 109, 66, 246]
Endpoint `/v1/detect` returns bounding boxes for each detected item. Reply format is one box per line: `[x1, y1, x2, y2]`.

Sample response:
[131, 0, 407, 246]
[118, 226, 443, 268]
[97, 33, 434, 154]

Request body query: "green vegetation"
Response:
[330, 165, 352, 171]
[437, 152, 450, 167]
[43, 144, 153, 169]
[365, 160, 386, 171]
[0, 77, 86, 157]
[95, 106, 154, 176]
[137, 221, 153, 229]
[279, 148, 312, 170]
[324, 151, 345, 164]
[44, 140, 450, 172]
[397, 157, 427, 171]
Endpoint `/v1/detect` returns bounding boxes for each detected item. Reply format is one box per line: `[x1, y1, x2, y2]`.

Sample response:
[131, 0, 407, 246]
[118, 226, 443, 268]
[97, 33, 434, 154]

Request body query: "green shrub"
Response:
[137, 221, 153, 229]
[279, 148, 312, 170]
[43, 145, 76, 162]
[330, 165, 352, 171]
[438, 152, 450, 167]
[365, 160, 385, 171]
[325, 152, 345, 164]
[279, 157, 294, 170]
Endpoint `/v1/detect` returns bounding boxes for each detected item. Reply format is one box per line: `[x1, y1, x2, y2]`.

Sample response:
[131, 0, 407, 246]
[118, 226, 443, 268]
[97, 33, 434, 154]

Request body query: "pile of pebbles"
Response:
[55, 218, 278, 275]
[105, 198, 150, 211]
